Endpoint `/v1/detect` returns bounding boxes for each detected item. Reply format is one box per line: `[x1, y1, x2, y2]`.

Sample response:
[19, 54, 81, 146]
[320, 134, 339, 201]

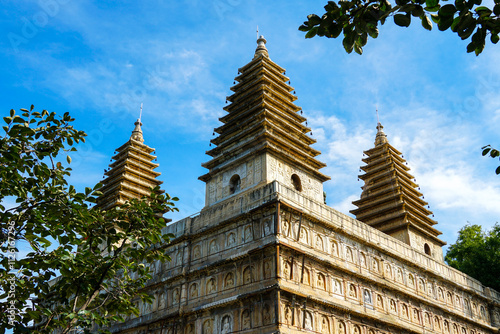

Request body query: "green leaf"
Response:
[439, 4, 457, 16]
[494, 4, 500, 15]
[475, 6, 492, 16]
[426, 0, 439, 8]
[437, 16, 454, 31]
[455, 0, 466, 10]
[298, 24, 310, 32]
[305, 27, 318, 38]
[307, 14, 322, 26]
[67, 155, 72, 164]
[421, 14, 433, 30]
[496, 166, 500, 175]
[394, 14, 411, 27]
[326, 23, 343, 38]
[342, 34, 355, 53]
[491, 34, 499, 44]
[466, 41, 476, 53]
[367, 23, 379, 38]
[459, 23, 476, 40]
[354, 43, 363, 55]
[412, 5, 424, 17]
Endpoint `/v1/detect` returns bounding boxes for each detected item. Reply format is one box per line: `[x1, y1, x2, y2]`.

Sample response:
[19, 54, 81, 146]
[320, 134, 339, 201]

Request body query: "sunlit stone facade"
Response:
[103, 37, 500, 334]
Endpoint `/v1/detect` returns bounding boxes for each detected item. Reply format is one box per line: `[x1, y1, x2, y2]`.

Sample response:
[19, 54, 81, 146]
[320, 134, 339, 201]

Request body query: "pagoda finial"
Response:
[254, 35, 269, 58]
[375, 122, 388, 146]
[131, 118, 144, 143]
[131, 104, 144, 142]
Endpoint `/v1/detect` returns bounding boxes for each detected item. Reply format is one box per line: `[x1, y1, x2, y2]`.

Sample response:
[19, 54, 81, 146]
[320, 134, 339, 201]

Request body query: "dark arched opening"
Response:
[229, 174, 241, 194]
[291, 174, 302, 191]
[424, 243, 431, 256]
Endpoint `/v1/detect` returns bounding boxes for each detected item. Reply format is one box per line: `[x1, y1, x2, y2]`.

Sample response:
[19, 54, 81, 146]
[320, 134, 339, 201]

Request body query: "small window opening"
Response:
[291, 174, 302, 191]
[424, 243, 431, 256]
[229, 174, 241, 194]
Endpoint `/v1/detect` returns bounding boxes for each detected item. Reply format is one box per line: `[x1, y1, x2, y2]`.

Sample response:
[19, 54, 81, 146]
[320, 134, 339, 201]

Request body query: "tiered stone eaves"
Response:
[96, 120, 163, 210]
[199, 36, 329, 183]
[351, 124, 446, 247]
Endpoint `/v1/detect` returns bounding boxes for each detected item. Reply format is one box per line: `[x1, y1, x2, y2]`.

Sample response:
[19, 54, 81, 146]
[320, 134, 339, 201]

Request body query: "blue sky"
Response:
[2, 0, 500, 252]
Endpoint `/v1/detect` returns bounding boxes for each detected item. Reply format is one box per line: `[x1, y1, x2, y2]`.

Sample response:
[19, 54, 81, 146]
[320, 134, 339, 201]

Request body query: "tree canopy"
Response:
[0, 106, 177, 333]
[445, 223, 500, 291]
[299, 0, 500, 55]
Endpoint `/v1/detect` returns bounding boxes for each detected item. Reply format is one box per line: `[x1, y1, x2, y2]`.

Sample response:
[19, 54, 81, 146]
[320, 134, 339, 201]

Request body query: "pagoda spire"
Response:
[374, 122, 388, 146]
[254, 35, 269, 58]
[350, 123, 446, 260]
[199, 36, 329, 206]
[130, 118, 144, 143]
[96, 119, 163, 210]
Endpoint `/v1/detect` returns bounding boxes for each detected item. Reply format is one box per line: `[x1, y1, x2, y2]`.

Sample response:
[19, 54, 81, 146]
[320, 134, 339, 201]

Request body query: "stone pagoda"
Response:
[350, 122, 446, 261]
[102, 37, 500, 334]
[96, 119, 163, 210]
[199, 35, 329, 207]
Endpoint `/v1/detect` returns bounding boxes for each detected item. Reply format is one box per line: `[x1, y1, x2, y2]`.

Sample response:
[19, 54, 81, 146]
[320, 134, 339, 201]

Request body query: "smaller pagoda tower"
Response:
[350, 122, 446, 261]
[96, 119, 163, 210]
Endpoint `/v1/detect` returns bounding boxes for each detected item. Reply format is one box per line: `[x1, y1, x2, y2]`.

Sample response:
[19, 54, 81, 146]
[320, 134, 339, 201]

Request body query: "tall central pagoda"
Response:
[199, 36, 329, 206]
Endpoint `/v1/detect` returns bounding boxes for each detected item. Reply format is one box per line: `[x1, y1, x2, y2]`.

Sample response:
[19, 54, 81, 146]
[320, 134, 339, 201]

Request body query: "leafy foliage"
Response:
[0, 106, 178, 333]
[482, 144, 500, 174]
[445, 223, 500, 291]
[299, 0, 500, 55]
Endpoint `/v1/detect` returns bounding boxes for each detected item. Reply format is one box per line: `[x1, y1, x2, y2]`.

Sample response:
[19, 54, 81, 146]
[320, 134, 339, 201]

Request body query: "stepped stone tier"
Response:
[350, 123, 446, 262]
[101, 38, 500, 334]
[96, 119, 163, 210]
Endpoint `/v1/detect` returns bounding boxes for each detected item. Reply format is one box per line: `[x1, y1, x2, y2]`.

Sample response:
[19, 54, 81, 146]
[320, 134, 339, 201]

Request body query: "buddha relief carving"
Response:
[221, 315, 232, 334]
[244, 225, 253, 242]
[303, 311, 313, 330]
[202, 319, 213, 334]
[224, 272, 234, 289]
[189, 283, 198, 298]
[331, 240, 339, 256]
[206, 278, 216, 294]
[226, 232, 236, 247]
[241, 309, 251, 330]
[299, 227, 308, 244]
[316, 235, 324, 251]
[284, 304, 293, 325]
[348, 284, 357, 298]
[192, 245, 201, 260]
[262, 304, 272, 325]
[209, 239, 218, 254]
[243, 266, 253, 284]
[321, 315, 329, 333]
[333, 278, 343, 294]
[317, 273, 326, 290]
[264, 259, 272, 279]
